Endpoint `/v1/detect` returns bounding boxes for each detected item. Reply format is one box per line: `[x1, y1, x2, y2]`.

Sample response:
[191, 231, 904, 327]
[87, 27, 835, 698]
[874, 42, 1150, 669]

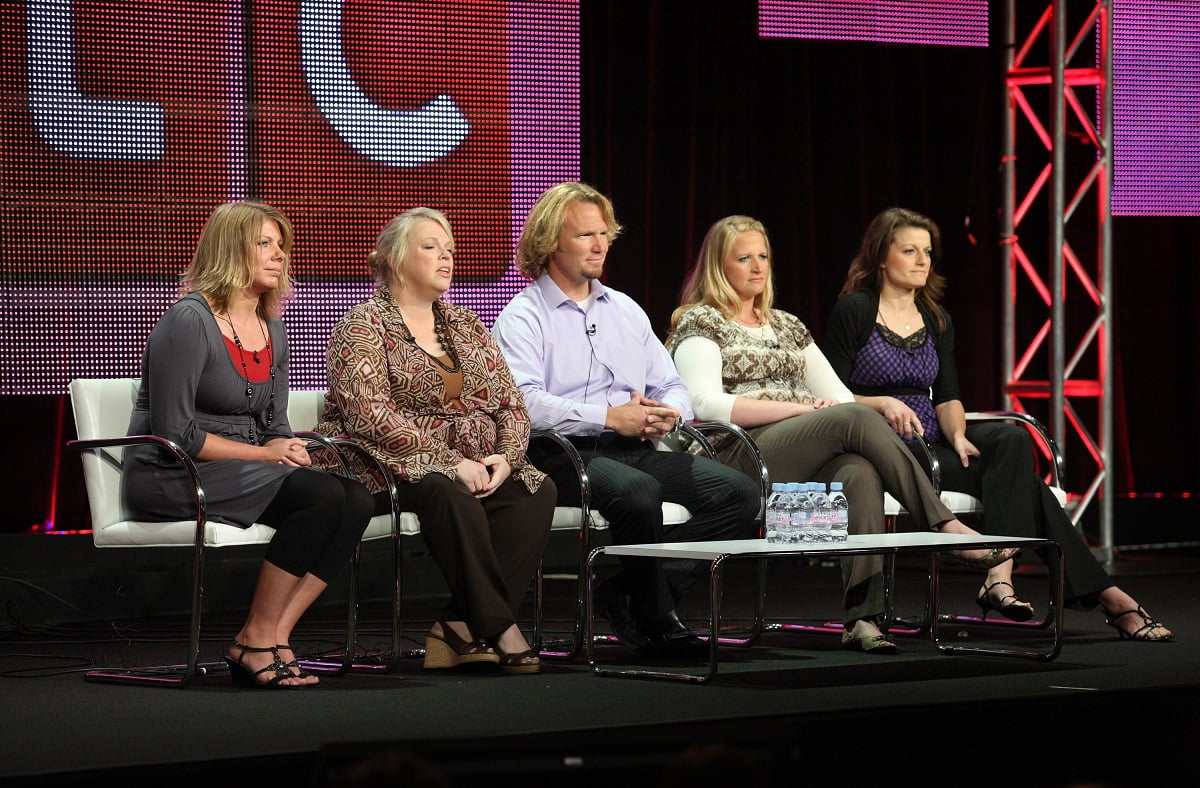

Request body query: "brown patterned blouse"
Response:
[315, 288, 546, 493]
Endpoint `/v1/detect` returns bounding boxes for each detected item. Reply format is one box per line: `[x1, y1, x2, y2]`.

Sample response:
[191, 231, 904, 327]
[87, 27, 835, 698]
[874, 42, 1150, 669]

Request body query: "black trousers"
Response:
[528, 434, 760, 623]
[918, 421, 1113, 608]
[259, 468, 373, 583]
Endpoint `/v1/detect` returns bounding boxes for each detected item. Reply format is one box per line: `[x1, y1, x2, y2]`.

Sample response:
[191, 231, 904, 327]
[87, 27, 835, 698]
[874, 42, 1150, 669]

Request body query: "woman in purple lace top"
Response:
[824, 206, 1172, 641]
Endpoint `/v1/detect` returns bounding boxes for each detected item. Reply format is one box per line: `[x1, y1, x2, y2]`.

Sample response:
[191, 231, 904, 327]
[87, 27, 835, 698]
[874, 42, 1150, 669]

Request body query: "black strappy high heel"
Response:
[1104, 606, 1174, 642]
[976, 580, 1035, 622]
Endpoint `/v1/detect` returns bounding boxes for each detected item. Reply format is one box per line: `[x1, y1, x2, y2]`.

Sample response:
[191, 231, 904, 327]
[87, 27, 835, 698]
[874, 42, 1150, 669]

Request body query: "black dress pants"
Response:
[917, 421, 1113, 608]
[528, 433, 759, 623]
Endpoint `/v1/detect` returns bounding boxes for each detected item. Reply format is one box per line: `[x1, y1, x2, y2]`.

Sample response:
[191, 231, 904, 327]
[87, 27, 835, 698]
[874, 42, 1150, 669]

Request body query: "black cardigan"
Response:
[823, 290, 962, 407]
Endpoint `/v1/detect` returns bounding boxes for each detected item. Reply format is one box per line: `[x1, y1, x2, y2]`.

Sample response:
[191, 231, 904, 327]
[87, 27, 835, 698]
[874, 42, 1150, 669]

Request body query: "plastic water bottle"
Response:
[765, 482, 786, 543]
[776, 483, 798, 544]
[828, 481, 849, 543]
[808, 482, 831, 543]
[791, 482, 814, 543]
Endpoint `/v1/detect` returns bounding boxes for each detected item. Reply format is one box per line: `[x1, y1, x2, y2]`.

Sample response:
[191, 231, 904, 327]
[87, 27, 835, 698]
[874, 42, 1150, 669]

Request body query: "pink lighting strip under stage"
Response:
[1111, 1, 1200, 216]
[757, 0, 989, 47]
[0, 1, 580, 394]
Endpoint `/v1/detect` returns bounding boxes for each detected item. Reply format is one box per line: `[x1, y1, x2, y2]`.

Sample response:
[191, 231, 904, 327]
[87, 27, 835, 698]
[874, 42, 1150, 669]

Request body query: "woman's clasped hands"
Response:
[454, 454, 511, 497]
[264, 437, 312, 466]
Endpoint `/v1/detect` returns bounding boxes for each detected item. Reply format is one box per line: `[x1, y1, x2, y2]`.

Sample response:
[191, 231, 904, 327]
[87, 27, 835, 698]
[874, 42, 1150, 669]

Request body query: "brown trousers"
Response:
[378, 473, 556, 641]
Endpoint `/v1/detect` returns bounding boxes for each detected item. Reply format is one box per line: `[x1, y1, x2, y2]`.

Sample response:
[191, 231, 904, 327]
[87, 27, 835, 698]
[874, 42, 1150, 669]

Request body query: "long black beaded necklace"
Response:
[216, 311, 276, 444]
[395, 300, 461, 373]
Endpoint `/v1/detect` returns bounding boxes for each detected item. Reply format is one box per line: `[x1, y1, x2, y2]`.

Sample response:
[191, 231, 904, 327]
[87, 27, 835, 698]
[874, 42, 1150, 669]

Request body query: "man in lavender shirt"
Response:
[492, 182, 760, 656]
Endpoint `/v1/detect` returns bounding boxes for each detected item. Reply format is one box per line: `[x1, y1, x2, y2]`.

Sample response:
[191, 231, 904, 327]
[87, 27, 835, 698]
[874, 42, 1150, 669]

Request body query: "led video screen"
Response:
[758, 0, 989, 47]
[758, 0, 1200, 216]
[1, 0, 580, 394]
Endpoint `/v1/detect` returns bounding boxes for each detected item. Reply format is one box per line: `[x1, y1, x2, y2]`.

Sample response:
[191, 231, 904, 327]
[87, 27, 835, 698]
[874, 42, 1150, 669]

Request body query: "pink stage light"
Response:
[758, 0, 989, 47]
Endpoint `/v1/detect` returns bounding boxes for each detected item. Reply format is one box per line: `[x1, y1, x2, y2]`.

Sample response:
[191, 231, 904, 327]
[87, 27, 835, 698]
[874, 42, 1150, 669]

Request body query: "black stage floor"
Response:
[2, 540, 1198, 788]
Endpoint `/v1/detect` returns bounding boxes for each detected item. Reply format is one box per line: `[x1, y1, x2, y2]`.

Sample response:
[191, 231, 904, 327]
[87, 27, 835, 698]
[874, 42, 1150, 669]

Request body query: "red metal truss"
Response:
[1000, 1, 1115, 560]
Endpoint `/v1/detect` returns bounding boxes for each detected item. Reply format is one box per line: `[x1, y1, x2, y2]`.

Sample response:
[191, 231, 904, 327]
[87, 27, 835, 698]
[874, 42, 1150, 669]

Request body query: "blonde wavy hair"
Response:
[515, 181, 622, 279]
[669, 215, 775, 334]
[370, 207, 455, 290]
[180, 201, 294, 319]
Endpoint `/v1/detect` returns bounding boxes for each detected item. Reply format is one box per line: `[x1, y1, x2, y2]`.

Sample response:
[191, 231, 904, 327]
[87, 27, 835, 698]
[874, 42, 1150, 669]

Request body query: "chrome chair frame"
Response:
[67, 379, 400, 687]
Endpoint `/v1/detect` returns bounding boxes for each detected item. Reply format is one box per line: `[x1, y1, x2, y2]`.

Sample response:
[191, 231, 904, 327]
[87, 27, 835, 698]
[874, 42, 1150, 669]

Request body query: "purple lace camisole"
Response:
[847, 323, 943, 444]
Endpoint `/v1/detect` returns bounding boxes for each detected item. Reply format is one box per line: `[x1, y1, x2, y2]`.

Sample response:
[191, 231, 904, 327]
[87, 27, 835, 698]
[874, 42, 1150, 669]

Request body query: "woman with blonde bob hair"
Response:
[184, 200, 296, 320]
[317, 206, 556, 674]
[665, 214, 1017, 655]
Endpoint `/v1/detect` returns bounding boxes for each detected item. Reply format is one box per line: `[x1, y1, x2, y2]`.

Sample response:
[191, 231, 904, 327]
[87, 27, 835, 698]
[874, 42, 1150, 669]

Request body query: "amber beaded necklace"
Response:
[394, 301, 461, 373]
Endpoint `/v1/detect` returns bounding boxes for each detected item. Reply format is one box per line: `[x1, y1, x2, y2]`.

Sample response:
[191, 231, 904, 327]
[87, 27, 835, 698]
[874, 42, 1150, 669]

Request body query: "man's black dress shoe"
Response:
[593, 579, 650, 651]
[641, 609, 709, 657]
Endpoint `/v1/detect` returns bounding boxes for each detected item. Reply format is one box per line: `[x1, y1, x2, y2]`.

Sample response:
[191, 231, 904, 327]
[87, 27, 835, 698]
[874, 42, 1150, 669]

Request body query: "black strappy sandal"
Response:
[225, 642, 307, 689]
[494, 648, 541, 674]
[1104, 605, 1174, 642]
[976, 580, 1035, 622]
[274, 644, 317, 680]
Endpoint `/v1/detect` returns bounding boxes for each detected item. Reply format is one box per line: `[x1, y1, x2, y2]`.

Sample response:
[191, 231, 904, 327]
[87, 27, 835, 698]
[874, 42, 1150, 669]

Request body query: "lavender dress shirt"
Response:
[492, 274, 694, 436]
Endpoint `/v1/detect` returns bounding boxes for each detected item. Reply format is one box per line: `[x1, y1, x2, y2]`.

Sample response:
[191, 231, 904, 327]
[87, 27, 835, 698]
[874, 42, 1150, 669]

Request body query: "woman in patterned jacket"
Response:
[665, 215, 1016, 655]
[316, 207, 555, 674]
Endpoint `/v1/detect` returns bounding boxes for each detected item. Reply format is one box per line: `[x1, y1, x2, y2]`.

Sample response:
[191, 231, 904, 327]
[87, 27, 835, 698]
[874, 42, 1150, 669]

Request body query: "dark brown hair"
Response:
[838, 206, 948, 333]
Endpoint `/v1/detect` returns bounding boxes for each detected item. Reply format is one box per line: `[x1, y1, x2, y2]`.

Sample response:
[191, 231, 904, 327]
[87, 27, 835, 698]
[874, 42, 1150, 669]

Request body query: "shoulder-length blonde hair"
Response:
[515, 181, 622, 279]
[181, 200, 294, 319]
[370, 207, 455, 290]
[838, 206, 948, 333]
[669, 215, 775, 333]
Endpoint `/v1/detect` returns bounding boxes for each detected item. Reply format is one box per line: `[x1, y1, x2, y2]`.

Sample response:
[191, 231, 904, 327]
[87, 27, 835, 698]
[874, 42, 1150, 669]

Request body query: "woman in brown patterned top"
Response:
[316, 207, 555, 674]
[665, 215, 1016, 655]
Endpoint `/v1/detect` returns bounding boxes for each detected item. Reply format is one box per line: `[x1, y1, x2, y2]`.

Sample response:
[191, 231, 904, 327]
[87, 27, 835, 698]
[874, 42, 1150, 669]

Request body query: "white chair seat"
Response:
[93, 520, 278, 548]
[394, 511, 422, 537]
[550, 502, 693, 531]
[68, 378, 406, 685]
[883, 486, 1066, 520]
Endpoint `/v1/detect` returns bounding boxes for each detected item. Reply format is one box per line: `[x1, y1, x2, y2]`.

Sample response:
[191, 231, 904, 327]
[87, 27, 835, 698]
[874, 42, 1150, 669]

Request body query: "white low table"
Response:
[585, 532, 1063, 683]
